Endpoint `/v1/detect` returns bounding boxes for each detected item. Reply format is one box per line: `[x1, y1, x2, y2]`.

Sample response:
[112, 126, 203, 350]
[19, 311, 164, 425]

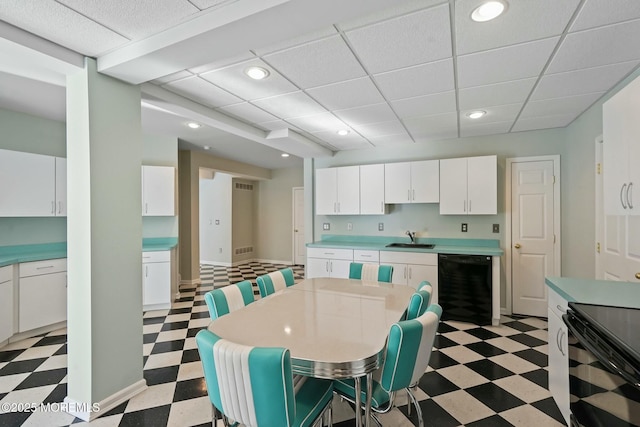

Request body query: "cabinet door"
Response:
[142, 166, 175, 216]
[467, 155, 497, 214]
[55, 157, 67, 216]
[306, 258, 329, 278]
[0, 278, 13, 343]
[384, 162, 411, 204]
[336, 166, 360, 215]
[360, 164, 385, 214]
[408, 264, 438, 301]
[0, 149, 56, 217]
[628, 81, 640, 216]
[411, 160, 439, 203]
[548, 309, 570, 425]
[143, 262, 171, 306]
[329, 259, 352, 278]
[439, 158, 468, 214]
[388, 263, 408, 285]
[603, 88, 632, 215]
[315, 168, 337, 215]
[19, 271, 67, 332]
[626, 216, 640, 282]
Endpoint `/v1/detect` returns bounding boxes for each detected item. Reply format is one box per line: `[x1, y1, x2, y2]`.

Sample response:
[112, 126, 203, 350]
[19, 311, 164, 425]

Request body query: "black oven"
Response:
[563, 303, 640, 427]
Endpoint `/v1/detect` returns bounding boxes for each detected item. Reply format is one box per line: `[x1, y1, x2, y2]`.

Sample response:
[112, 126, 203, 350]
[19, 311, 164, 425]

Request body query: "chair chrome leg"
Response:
[371, 412, 384, 427]
[405, 387, 424, 427]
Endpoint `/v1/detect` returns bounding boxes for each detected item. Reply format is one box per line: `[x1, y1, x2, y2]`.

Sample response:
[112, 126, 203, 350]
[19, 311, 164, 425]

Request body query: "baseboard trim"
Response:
[253, 258, 295, 266]
[180, 278, 201, 286]
[65, 379, 147, 421]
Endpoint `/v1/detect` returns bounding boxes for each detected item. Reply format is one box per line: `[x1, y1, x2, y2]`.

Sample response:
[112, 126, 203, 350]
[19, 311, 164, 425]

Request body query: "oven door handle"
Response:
[564, 314, 640, 389]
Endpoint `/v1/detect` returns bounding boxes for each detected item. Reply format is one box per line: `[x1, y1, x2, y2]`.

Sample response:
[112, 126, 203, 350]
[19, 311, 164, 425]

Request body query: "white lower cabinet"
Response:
[547, 287, 570, 426]
[142, 251, 171, 309]
[0, 266, 13, 343]
[380, 251, 438, 301]
[18, 259, 67, 333]
[306, 248, 353, 278]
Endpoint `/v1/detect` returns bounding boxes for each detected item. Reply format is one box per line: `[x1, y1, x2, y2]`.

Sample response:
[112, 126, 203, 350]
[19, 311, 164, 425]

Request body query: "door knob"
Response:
[514, 243, 521, 249]
[636, 272, 640, 280]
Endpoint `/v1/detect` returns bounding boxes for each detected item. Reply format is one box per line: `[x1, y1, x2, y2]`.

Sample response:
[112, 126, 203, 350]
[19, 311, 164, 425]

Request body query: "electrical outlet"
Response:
[347, 222, 353, 231]
[323, 223, 330, 230]
[378, 222, 384, 231]
[461, 223, 468, 232]
[215, 219, 220, 225]
[493, 224, 500, 233]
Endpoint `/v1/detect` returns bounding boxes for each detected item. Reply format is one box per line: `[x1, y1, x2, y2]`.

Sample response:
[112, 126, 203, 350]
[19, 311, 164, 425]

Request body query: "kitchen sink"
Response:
[385, 243, 435, 249]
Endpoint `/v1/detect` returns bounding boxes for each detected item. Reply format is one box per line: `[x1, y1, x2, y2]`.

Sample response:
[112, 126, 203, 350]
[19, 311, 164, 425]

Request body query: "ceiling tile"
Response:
[163, 76, 242, 108]
[457, 37, 560, 88]
[455, 0, 579, 55]
[188, 52, 256, 75]
[311, 129, 370, 149]
[306, 77, 385, 111]
[461, 103, 523, 125]
[263, 35, 366, 89]
[338, 0, 446, 31]
[200, 59, 297, 101]
[547, 19, 640, 74]
[0, 0, 128, 56]
[253, 27, 338, 56]
[217, 102, 279, 124]
[353, 120, 407, 138]
[367, 133, 415, 146]
[519, 92, 605, 118]
[531, 61, 639, 101]
[460, 120, 513, 138]
[512, 114, 577, 132]
[57, 0, 198, 39]
[403, 112, 458, 140]
[333, 103, 397, 127]
[190, 0, 235, 10]
[391, 91, 456, 119]
[152, 70, 194, 85]
[251, 91, 327, 119]
[373, 59, 454, 100]
[345, 4, 452, 74]
[570, 0, 640, 32]
[458, 78, 536, 110]
[286, 112, 349, 134]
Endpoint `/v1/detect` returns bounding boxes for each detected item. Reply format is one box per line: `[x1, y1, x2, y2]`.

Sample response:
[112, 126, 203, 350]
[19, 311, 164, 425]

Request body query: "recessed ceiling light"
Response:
[281, 153, 290, 158]
[467, 110, 486, 119]
[244, 66, 270, 80]
[471, 1, 507, 22]
[203, 146, 210, 150]
[337, 129, 350, 136]
[187, 122, 201, 129]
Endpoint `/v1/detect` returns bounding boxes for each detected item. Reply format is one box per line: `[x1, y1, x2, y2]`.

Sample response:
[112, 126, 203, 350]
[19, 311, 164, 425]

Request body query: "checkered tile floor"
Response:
[0, 262, 565, 426]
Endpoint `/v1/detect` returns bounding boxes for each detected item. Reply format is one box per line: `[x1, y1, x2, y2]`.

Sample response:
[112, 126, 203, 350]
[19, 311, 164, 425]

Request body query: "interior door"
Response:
[293, 187, 305, 265]
[511, 160, 556, 317]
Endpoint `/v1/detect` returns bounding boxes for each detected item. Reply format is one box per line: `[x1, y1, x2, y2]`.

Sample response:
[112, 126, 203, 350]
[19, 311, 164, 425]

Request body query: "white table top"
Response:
[207, 277, 416, 379]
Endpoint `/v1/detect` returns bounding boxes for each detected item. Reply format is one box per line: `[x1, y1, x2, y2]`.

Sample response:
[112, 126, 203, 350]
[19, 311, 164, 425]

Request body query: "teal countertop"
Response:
[307, 235, 504, 256]
[546, 276, 640, 308]
[0, 237, 178, 268]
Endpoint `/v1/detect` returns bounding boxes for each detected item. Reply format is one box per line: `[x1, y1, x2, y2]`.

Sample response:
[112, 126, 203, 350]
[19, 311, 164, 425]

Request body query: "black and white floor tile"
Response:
[0, 263, 565, 426]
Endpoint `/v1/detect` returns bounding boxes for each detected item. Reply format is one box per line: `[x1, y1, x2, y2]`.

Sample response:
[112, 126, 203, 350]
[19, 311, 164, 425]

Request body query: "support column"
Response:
[65, 58, 145, 421]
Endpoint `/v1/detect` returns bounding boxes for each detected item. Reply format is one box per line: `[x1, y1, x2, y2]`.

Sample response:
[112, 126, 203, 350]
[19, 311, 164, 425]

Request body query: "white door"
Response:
[293, 187, 306, 265]
[511, 160, 557, 317]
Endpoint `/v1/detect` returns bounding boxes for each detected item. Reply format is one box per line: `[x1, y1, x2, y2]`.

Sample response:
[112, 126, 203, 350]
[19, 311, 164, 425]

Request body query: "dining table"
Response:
[207, 276, 416, 427]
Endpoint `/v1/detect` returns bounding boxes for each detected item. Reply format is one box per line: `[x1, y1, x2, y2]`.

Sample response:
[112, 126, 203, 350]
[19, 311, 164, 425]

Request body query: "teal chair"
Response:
[348, 262, 394, 283]
[204, 280, 254, 320]
[196, 329, 333, 427]
[333, 304, 442, 427]
[257, 268, 295, 298]
[406, 281, 433, 320]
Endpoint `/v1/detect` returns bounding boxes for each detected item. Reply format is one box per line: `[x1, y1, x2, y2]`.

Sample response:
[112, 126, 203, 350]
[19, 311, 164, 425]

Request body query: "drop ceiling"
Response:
[1, 0, 640, 169]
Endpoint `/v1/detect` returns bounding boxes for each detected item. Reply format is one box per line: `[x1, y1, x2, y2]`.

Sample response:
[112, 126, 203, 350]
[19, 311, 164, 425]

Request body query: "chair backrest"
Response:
[378, 304, 442, 392]
[406, 282, 433, 320]
[196, 329, 295, 427]
[348, 262, 394, 283]
[256, 268, 295, 298]
[204, 280, 255, 320]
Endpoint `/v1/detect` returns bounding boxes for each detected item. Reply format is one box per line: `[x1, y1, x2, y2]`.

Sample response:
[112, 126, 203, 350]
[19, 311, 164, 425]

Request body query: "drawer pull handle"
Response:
[556, 304, 563, 312]
[37, 266, 54, 270]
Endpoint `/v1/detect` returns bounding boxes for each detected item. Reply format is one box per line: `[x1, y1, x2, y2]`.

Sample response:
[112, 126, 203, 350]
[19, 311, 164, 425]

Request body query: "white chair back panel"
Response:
[269, 271, 288, 292]
[223, 285, 246, 313]
[411, 311, 439, 384]
[361, 264, 380, 281]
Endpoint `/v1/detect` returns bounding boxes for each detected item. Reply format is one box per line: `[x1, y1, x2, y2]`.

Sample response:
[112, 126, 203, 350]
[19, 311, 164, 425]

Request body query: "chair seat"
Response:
[294, 377, 334, 427]
[333, 377, 391, 410]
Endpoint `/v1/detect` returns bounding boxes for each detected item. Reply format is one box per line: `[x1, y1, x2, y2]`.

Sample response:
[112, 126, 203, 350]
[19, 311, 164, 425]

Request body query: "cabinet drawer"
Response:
[307, 247, 353, 260]
[0, 265, 12, 283]
[548, 287, 568, 318]
[380, 251, 437, 265]
[19, 258, 67, 278]
[142, 251, 171, 263]
[354, 250, 379, 263]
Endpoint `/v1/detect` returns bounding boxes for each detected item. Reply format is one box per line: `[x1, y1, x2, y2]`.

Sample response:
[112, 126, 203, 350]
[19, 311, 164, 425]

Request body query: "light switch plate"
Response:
[378, 222, 384, 231]
[347, 222, 353, 231]
[461, 223, 468, 232]
[493, 224, 500, 233]
[323, 223, 330, 230]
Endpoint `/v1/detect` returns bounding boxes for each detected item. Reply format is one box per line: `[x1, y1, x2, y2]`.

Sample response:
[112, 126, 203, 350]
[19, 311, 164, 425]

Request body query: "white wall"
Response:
[199, 171, 232, 264]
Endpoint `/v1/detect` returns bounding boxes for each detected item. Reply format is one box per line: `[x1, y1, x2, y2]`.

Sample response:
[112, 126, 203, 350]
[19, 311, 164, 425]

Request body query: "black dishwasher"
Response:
[438, 254, 492, 325]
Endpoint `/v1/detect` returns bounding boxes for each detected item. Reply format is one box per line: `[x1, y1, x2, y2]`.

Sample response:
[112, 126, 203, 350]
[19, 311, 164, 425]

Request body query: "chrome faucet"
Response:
[406, 230, 416, 244]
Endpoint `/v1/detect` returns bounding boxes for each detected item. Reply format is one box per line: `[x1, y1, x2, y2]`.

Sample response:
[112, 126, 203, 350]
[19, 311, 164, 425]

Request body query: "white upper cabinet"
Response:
[0, 149, 60, 217]
[603, 75, 640, 216]
[142, 165, 176, 216]
[360, 164, 386, 215]
[440, 155, 497, 215]
[55, 157, 66, 216]
[315, 166, 359, 215]
[384, 160, 439, 204]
